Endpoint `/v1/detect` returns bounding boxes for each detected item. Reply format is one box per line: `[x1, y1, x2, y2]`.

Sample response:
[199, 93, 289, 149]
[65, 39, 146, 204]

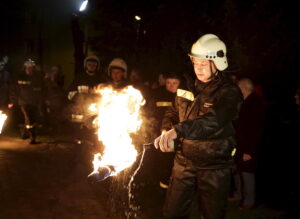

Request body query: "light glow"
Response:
[90, 85, 145, 176]
[79, 0, 88, 12]
[0, 110, 7, 134]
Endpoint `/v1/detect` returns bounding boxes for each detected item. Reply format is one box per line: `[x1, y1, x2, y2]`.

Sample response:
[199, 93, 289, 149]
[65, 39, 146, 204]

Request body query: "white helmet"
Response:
[24, 59, 36, 68]
[108, 58, 128, 78]
[84, 55, 100, 71]
[189, 34, 228, 71]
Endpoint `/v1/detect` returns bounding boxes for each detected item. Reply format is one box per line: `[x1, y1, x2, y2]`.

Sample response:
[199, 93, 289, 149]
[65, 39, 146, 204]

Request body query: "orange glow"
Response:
[90, 85, 145, 175]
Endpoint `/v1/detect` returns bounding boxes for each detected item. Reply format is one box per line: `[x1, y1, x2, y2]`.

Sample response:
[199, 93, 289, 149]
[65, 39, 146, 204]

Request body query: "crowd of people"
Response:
[0, 32, 299, 218]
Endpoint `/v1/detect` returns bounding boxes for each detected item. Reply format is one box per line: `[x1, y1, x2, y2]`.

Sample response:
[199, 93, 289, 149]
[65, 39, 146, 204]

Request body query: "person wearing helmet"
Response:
[68, 55, 106, 94]
[154, 34, 243, 219]
[67, 55, 107, 146]
[107, 58, 130, 89]
[16, 59, 44, 144]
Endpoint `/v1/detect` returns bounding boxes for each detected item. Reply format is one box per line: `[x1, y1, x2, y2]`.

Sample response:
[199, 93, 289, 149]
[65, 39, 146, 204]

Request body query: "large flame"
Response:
[91, 86, 145, 175]
[0, 110, 8, 134]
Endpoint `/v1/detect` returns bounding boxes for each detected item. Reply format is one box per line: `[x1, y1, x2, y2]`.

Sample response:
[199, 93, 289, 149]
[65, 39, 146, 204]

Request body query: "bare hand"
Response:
[154, 129, 177, 152]
[8, 103, 13, 109]
[243, 153, 252, 161]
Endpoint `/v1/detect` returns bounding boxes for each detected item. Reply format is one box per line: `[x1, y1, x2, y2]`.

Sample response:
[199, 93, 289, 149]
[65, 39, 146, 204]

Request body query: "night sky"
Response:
[1, 0, 299, 102]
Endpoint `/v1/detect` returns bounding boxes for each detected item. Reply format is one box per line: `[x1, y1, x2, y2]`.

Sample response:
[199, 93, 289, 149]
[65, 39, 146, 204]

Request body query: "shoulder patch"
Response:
[156, 101, 173, 107]
[177, 89, 194, 101]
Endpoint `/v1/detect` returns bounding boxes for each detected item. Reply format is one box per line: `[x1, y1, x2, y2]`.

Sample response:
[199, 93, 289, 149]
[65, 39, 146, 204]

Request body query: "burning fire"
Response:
[90, 85, 145, 178]
[0, 110, 8, 134]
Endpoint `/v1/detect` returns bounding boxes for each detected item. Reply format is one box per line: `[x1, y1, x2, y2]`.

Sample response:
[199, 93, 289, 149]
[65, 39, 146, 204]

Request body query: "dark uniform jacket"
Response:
[155, 87, 178, 133]
[16, 72, 44, 106]
[162, 73, 242, 169]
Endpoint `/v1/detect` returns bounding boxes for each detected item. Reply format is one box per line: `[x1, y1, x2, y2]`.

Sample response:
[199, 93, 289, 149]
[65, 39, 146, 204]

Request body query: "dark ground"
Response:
[0, 123, 296, 219]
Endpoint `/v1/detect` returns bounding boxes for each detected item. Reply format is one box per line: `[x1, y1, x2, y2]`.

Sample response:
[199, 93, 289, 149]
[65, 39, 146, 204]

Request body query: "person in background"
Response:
[0, 56, 15, 111]
[106, 57, 129, 89]
[155, 73, 182, 189]
[154, 34, 242, 219]
[16, 59, 44, 144]
[151, 73, 166, 90]
[229, 78, 265, 210]
[45, 65, 64, 88]
[44, 65, 67, 132]
[68, 55, 106, 146]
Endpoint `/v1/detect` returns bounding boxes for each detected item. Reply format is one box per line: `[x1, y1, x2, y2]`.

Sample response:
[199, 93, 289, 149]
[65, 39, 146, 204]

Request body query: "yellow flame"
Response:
[91, 85, 145, 175]
[0, 110, 8, 134]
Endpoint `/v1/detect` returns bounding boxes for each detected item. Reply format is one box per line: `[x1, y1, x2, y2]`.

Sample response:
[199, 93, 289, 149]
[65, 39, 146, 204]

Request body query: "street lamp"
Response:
[134, 15, 141, 21]
[79, 0, 88, 12]
[134, 15, 142, 41]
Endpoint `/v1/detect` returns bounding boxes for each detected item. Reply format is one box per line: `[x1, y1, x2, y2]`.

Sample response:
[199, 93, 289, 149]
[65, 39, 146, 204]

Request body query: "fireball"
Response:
[90, 85, 145, 177]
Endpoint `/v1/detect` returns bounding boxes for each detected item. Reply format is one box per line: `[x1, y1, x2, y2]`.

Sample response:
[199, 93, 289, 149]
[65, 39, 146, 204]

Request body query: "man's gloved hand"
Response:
[154, 129, 177, 152]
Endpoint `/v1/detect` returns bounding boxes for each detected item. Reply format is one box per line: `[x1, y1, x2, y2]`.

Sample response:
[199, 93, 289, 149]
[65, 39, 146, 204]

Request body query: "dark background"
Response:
[1, 0, 299, 100]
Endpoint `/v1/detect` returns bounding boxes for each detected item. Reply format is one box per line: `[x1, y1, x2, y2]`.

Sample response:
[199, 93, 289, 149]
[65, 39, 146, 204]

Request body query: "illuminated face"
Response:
[86, 61, 98, 73]
[165, 78, 180, 93]
[192, 58, 216, 82]
[111, 68, 125, 82]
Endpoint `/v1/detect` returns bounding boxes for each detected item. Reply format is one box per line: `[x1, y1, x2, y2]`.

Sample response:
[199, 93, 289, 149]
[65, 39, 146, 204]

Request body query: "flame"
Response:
[0, 110, 8, 134]
[91, 86, 145, 175]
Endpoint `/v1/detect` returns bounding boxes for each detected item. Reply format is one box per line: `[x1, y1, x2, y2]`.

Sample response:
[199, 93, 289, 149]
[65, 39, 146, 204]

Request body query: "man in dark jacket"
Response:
[106, 57, 130, 90]
[17, 59, 44, 144]
[154, 34, 242, 219]
[68, 55, 106, 145]
[231, 78, 264, 209]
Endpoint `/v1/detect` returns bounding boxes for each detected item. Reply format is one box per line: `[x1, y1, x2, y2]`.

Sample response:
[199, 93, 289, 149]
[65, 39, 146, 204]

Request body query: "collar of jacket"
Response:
[194, 71, 222, 94]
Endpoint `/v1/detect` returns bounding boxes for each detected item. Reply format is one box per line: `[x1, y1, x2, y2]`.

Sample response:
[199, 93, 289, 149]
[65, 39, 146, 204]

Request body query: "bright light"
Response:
[79, 0, 88, 12]
[0, 110, 7, 134]
[90, 85, 145, 176]
[135, 15, 141, 21]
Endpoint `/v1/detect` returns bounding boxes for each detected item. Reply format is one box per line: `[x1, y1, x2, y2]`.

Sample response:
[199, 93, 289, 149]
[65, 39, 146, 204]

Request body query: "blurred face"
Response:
[25, 66, 34, 75]
[130, 71, 140, 82]
[165, 78, 181, 93]
[192, 58, 216, 82]
[86, 61, 98, 73]
[111, 68, 125, 82]
[158, 74, 166, 86]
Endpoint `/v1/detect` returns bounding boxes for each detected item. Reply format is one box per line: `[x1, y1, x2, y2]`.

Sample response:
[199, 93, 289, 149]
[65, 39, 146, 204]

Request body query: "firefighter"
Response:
[106, 58, 130, 89]
[154, 34, 243, 219]
[154, 73, 182, 189]
[68, 55, 106, 145]
[17, 59, 44, 144]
